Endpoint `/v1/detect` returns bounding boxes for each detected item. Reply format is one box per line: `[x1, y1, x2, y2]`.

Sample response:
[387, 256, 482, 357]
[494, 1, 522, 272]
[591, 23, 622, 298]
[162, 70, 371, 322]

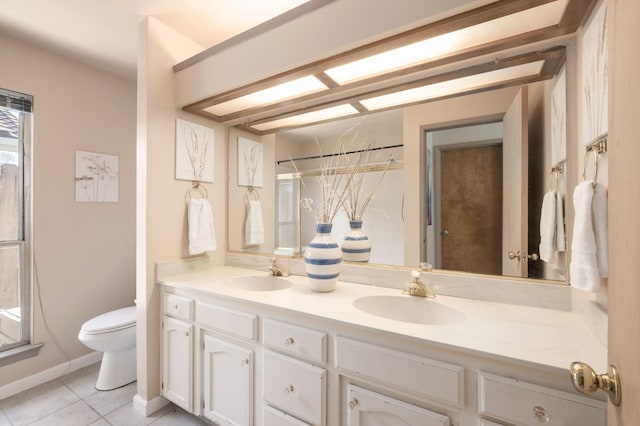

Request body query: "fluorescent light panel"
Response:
[204, 75, 328, 116]
[251, 104, 359, 132]
[360, 61, 545, 110]
[325, 0, 567, 85]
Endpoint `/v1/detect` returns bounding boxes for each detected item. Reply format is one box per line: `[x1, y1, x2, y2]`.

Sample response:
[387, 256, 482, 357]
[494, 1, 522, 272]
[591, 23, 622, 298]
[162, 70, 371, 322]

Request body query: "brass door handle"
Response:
[508, 250, 540, 262]
[570, 362, 621, 406]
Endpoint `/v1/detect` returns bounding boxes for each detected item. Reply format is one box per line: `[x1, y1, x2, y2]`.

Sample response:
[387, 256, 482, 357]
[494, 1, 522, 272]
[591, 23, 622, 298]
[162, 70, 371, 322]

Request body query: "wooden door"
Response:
[202, 334, 254, 426]
[161, 316, 192, 412]
[607, 0, 640, 422]
[440, 144, 503, 275]
[346, 384, 449, 426]
[501, 87, 528, 277]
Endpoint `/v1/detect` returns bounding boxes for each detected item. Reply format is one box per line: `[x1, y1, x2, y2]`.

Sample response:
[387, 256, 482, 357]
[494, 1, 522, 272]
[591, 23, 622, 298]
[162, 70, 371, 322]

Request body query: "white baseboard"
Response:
[0, 351, 102, 400]
[133, 393, 170, 416]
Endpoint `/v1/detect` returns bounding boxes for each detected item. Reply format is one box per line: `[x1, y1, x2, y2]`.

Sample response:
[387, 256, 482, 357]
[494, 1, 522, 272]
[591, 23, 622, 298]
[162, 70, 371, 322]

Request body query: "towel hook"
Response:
[186, 181, 208, 203]
[581, 148, 599, 187]
[548, 170, 559, 192]
[244, 186, 260, 204]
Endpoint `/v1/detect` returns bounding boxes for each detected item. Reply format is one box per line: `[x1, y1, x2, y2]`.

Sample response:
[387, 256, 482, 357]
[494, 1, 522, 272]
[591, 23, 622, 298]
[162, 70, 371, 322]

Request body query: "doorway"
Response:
[439, 143, 503, 274]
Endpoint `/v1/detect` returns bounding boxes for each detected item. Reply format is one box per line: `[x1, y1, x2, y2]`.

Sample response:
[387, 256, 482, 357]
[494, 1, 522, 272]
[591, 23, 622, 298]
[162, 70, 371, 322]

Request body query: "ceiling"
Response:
[0, 0, 309, 80]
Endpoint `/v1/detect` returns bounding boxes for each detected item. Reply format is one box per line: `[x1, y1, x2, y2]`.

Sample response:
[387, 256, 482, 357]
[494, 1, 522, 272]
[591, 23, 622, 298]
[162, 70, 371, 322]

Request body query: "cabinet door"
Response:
[346, 384, 449, 426]
[161, 316, 193, 412]
[202, 334, 254, 426]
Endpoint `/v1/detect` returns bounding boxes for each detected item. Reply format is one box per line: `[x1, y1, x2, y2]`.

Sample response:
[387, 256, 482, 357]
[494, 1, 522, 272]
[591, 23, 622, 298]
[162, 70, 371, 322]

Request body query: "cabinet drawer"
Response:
[264, 351, 325, 425]
[196, 302, 257, 341]
[478, 372, 606, 426]
[347, 384, 449, 426]
[263, 319, 327, 364]
[163, 293, 193, 321]
[264, 405, 311, 426]
[336, 336, 464, 406]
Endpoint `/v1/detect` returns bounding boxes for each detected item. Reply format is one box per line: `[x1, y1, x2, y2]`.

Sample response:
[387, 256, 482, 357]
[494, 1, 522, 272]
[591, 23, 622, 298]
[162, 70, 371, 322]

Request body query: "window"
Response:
[0, 88, 32, 352]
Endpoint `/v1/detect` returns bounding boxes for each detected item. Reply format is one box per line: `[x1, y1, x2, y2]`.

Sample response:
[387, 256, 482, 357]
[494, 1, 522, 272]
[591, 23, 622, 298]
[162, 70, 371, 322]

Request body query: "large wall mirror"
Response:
[228, 65, 569, 283]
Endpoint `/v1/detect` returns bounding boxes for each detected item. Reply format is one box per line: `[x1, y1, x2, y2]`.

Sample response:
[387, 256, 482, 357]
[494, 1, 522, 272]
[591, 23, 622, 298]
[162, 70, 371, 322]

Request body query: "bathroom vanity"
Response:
[159, 263, 606, 426]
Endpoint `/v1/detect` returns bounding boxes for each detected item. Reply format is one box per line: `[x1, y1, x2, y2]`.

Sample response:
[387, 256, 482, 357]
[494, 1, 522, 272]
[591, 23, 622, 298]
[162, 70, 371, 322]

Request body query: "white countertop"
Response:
[160, 265, 607, 373]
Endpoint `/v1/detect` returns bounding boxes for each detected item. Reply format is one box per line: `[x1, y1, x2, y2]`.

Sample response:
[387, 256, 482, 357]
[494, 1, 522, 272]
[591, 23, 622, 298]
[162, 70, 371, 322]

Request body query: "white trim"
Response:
[133, 393, 170, 416]
[0, 351, 102, 400]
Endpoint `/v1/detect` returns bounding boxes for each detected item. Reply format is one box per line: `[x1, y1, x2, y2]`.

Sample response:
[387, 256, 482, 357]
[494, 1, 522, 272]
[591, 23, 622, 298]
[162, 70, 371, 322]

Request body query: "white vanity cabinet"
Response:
[263, 319, 328, 425]
[201, 332, 254, 425]
[161, 293, 194, 412]
[196, 300, 258, 425]
[159, 282, 605, 426]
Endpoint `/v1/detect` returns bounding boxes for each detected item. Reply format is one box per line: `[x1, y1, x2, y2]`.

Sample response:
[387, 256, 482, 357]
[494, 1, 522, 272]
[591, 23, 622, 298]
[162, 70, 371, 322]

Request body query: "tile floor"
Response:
[0, 363, 208, 425]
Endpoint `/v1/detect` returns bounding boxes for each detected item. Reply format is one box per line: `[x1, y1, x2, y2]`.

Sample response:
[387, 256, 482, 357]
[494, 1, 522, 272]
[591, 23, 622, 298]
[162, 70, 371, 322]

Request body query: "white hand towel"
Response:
[539, 190, 557, 263]
[593, 182, 608, 277]
[245, 200, 264, 246]
[555, 191, 566, 252]
[188, 198, 217, 255]
[570, 182, 599, 292]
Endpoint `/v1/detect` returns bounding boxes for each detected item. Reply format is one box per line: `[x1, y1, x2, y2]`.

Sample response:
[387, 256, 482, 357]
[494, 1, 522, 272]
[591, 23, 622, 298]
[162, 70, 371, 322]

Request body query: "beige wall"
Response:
[136, 17, 228, 403]
[0, 34, 136, 385]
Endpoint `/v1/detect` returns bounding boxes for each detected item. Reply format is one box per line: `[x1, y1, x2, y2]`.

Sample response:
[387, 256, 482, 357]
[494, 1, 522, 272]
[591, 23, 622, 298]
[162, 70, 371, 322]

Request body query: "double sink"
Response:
[222, 275, 466, 326]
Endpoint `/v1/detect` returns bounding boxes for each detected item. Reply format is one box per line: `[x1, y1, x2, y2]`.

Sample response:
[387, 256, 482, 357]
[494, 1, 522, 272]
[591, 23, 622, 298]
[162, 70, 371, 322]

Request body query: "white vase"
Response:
[304, 223, 342, 292]
[341, 220, 371, 262]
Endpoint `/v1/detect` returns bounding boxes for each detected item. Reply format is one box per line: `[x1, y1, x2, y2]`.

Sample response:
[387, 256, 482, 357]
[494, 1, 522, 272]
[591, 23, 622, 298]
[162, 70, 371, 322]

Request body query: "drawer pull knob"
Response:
[348, 397, 358, 409]
[284, 384, 294, 395]
[570, 362, 622, 406]
[241, 358, 249, 366]
[174, 304, 179, 310]
[285, 337, 295, 346]
[533, 406, 549, 423]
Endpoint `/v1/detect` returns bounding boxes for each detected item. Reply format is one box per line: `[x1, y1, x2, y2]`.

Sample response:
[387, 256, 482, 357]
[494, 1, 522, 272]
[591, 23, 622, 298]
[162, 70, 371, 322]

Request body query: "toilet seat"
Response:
[81, 306, 136, 335]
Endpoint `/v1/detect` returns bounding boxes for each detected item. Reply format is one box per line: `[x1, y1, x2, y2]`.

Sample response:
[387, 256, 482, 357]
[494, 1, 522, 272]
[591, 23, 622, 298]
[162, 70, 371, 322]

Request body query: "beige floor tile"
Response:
[88, 419, 111, 426]
[0, 380, 80, 426]
[0, 409, 11, 426]
[30, 400, 100, 426]
[84, 382, 137, 417]
[148, 406, 207, 425]
[105, 402, 174, 426]
[60, 363, 101, 399]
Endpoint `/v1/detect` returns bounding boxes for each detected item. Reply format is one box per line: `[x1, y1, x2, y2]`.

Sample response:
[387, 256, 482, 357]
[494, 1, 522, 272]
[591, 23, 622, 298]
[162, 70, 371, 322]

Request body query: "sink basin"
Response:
[353, 295, 466, 325]
[222, 275, 292, 292]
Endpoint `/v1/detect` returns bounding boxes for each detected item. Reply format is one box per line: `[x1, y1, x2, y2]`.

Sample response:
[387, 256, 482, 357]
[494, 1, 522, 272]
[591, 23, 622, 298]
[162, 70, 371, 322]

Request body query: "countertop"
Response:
[159, 265, 607, 374]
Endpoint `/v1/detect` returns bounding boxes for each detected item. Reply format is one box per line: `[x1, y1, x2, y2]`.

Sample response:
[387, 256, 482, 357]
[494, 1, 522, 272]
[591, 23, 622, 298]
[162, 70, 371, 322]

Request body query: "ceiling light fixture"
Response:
[203, 75, 328, 116]
[360, 61, 545, 111]
[250, 104, 360, 132]
[324, 0, 568, 85]
[242, 47, 565, 133]
[182, 0, 593, 131]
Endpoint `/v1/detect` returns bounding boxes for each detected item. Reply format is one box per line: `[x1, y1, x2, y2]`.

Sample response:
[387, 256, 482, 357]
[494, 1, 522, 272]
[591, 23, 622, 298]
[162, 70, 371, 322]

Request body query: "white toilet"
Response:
[78, 306, 137, 391]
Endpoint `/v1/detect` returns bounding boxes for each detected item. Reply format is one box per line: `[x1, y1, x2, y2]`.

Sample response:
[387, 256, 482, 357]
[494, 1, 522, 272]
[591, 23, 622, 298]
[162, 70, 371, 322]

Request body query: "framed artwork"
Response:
[238, 137, 263, 187]
[175, 118, 214, 182]
[581, 0, 608, 144]
[75, 150, 119, 202]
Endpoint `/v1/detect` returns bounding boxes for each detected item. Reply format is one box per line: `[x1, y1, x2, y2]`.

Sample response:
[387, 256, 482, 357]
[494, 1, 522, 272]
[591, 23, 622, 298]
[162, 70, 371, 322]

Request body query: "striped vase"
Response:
[304, 223, 342, 292]
[341, 220, 371, 262]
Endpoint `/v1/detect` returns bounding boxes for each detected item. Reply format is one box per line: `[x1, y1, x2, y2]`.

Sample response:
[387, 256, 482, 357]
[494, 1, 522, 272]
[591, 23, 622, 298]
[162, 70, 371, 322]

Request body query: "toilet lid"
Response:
[81, 306, 136, 334]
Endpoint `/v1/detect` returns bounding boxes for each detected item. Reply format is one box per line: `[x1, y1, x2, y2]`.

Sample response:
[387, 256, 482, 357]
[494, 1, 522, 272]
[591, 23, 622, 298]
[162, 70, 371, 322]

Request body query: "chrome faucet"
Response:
[404, 263, 435, 298]
[268, 257, 289, 277]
